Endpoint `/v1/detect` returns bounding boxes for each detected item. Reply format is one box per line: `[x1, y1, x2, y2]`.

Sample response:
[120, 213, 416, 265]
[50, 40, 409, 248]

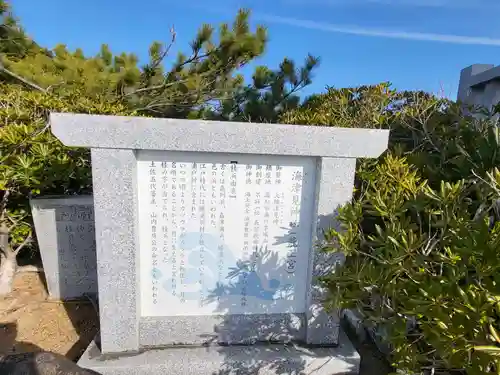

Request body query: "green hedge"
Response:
[0, 84, 136, 248]
[283, 84, 500, 374]
[3, 81, 500, 374]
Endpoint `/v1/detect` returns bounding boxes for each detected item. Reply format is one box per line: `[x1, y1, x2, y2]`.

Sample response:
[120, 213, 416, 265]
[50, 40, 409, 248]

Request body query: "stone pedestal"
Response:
[79, 329, 360, 375]
[50, 113, 389, 375]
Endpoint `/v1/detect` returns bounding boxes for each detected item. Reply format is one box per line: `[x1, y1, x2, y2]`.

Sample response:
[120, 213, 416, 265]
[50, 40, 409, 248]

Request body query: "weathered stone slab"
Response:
[31, 196, 97, 300]
[50, 113, 389, 371]
[78, 329, 360, 375]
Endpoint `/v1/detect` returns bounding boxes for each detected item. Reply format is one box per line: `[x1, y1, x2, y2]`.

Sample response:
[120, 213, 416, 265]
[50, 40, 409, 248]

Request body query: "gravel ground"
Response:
[0, 272, 98, 361]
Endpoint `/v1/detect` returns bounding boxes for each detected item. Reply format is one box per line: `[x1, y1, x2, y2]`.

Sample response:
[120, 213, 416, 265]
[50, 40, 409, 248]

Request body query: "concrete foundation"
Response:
[78, 329, 360, 375]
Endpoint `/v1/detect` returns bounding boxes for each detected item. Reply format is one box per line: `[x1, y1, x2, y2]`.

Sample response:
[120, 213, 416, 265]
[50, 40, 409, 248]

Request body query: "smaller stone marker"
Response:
[31, 196, 97, 300]
[50, 113, 389, 375]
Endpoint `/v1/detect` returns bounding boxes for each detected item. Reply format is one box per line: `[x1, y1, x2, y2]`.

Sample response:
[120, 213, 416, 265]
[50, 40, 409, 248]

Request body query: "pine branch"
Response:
[123, 80, 182, 97]
[0, 190, 10, 223]
[124, 49, 215, 98]
[134, 88, 234, 113]
[138, 26, 177, 88]
[150, 26, 176, 72]
[0, 60, 47, 92]
[125, 27, 222, 99]
[13, 233, 32, 256]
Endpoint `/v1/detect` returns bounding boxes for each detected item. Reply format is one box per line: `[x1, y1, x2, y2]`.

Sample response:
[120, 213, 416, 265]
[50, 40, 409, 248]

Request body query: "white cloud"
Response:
[288, 0, 496, 9]
[365, 0, 476, 8]
[255, 13, 500, 46]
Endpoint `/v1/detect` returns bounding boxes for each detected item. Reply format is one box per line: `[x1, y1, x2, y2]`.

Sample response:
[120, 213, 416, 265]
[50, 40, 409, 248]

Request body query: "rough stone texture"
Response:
[340, 317, 393, 375]
[91, 149, 140, 354]
[0, 352, 102, 375]
[31, 196, 97, 300]
[50, 113, 389, 158]
[51, 113, 390, 356]
[305, 158, 356, 345]
[342, 310, 392, 356]
[139, 313, 305, 346]
[79, 329, 359, 375]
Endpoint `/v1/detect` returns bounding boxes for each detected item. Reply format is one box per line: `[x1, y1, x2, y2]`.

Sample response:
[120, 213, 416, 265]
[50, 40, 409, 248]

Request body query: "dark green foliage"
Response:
[0, 0, 47, 59]
[0, 86, 135, 248]
[281, 83, 399, 128]
[204, 54, 320, 122]
[283, 85, 500, 374]
[0, 6, 316, 273]
[1, 8, 317, 122]
[125, 9, 270, 118]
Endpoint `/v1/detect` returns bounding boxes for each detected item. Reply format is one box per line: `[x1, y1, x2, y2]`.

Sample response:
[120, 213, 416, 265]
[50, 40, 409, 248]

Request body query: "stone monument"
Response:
[50, 113, 389, 375]
[31, 195, 97, 300]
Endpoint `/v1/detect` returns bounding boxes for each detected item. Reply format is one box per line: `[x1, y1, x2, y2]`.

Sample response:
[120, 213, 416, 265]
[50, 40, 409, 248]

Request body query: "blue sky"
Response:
[10, 0, 500, 99]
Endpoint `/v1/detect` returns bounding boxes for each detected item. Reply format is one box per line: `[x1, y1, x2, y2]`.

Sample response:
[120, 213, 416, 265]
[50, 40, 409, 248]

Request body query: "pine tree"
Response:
[2, 9, 273, 119]
[0, 0, 46, 59]
[2, 43, 142, 97]
[123, 9, 269, 118]
[2, 6, 319, 122]
[202, 54, 320, 123]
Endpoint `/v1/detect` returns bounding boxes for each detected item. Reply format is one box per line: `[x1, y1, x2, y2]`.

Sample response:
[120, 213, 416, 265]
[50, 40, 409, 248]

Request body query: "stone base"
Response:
[78, 329, 360, 375]
[342, 309, 391, 355]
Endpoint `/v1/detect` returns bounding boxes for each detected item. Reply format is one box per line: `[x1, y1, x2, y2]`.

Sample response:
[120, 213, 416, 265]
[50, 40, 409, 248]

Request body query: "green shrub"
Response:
[323, 155, 500, 374]
[282, 85, 500, 374]
[0, 84, 136, 294]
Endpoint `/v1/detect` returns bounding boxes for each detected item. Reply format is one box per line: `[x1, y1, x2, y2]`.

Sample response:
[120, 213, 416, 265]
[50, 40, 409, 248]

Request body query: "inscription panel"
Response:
[32, 197, 98, 300]
[137, 151, 317, 317]
[55, 205, 97, 297]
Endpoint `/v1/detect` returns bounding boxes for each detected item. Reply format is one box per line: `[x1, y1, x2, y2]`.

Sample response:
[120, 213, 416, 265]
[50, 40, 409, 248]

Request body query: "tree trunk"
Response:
[0, 250, 17, 296]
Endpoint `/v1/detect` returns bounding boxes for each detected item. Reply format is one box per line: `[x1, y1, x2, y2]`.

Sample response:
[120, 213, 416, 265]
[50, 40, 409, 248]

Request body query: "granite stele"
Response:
[31, 195, 97, 300]
[50, 113, 389, 375]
